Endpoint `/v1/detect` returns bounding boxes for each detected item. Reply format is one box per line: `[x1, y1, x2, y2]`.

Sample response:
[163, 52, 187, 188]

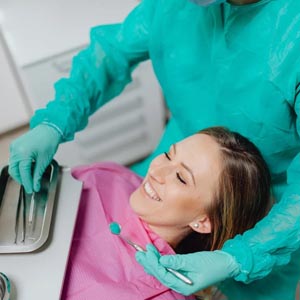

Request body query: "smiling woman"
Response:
[131, 127, 272, 254]
[61, 126, 272, 300]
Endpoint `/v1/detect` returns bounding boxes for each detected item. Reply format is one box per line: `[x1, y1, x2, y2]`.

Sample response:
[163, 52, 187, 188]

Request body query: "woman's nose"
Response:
[149, 163, 173, 184]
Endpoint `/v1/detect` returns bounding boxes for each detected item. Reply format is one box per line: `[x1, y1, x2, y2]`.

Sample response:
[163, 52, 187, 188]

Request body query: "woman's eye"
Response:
[176, 172, 187, 185]
[164, 152, 171, 160]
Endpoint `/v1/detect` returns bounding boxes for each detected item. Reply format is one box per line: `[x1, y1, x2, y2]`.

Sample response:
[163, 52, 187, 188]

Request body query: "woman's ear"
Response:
[189, 215, 211, 234]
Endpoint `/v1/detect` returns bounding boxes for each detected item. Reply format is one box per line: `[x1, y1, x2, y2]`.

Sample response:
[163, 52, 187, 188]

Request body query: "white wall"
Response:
[0, 28, 31, 134]
[0, 0, 138, 66]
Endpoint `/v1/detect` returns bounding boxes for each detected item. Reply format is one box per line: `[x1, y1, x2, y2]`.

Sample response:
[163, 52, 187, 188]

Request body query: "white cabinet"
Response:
[0, 29, 31, 134]
[22, 47, 165, 166]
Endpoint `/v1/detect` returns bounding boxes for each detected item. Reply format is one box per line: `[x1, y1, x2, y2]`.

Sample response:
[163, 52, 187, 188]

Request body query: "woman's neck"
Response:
[147, 224, 191, 249]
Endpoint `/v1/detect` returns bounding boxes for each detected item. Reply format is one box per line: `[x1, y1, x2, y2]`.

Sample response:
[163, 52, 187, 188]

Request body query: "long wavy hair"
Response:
[176, 126, 272, 254]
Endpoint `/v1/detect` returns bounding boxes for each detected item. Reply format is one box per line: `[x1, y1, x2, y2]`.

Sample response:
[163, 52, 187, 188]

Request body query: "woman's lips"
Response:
[143, 181, 162, 202]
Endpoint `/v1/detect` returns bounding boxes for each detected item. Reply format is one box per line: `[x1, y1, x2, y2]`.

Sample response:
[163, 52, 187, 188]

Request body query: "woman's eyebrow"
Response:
[172, 144, 196, 185]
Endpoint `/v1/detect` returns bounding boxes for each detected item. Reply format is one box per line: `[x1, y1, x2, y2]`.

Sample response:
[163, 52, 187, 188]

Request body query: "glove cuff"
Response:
[33, 123, 63, 144]
[30, 122, 63, 144]
[30, 102, 77, 142]
[40, 122, 63, 142]
[222, 235, 253, 282]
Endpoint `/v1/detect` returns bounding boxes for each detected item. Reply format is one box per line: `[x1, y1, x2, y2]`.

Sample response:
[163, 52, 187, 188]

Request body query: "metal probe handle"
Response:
[120, 235, 193, 285]
[165, 267, 193, 285]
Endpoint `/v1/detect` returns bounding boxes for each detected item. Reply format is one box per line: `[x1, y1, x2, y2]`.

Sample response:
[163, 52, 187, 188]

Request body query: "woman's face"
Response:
[130, 134, 222, 230]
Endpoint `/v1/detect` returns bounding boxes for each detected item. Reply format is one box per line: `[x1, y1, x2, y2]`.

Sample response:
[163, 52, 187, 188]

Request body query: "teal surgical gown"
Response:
[31, 0, 300, 299]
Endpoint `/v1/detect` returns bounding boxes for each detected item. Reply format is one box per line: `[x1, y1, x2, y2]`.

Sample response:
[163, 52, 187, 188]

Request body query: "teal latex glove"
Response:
[9, 124, 61, 194]
[136, 244, 240, 296]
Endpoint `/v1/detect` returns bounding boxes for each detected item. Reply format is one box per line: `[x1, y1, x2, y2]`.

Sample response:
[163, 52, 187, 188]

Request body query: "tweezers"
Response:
[28, 192, 35, 225]
[14, 185, 26, 244]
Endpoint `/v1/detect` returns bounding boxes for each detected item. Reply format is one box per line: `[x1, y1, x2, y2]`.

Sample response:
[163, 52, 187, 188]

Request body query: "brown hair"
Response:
[176, 126, 272, 254]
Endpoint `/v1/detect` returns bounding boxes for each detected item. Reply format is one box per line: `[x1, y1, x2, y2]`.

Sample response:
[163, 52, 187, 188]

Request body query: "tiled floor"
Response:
[0, 125, 300, 300]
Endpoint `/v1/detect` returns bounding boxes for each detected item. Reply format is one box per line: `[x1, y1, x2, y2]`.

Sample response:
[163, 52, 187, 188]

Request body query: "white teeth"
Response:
[144, 182, 162, 202]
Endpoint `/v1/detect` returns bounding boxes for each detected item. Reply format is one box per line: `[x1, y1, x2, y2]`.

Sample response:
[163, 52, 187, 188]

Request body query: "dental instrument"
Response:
[109, 222, 193, 285]
[14, 185, 24, 244]
[28, 192, 35, 225]
[22, 186, 26, 243]
[27, 192, 36, 237]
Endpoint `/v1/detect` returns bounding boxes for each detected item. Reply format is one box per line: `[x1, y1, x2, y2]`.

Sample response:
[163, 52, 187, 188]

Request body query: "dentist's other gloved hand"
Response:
[9, 124, 62, 194]
[136, 244, 240, 296]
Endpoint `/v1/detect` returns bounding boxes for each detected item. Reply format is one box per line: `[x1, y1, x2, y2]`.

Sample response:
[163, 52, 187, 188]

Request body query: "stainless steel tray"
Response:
[0, 160, 59, 253]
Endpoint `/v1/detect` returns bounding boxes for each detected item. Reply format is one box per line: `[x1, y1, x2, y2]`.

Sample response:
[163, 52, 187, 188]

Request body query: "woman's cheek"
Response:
[164, 185, 181, 202]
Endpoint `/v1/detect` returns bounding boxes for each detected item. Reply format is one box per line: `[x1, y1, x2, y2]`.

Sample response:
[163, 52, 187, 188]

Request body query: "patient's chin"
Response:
[129, 186, 152, 218]
[129, 188, 141, 212]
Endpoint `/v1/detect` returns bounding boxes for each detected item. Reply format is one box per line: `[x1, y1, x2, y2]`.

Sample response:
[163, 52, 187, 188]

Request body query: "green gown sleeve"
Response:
[222, 93, 300, 283]
[30, 0, 155, 141]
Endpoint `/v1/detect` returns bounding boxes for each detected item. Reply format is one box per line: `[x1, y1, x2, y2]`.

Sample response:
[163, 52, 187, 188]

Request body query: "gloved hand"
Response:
[136, 244, 240, 296]
[9, 124, 62, 194]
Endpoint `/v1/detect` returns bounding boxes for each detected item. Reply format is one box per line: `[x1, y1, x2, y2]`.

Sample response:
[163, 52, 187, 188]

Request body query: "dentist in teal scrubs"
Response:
[8, 0, 300, 299]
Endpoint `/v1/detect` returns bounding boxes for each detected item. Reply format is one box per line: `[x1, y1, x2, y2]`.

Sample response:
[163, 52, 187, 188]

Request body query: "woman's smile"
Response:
[143, 181, 162, 202]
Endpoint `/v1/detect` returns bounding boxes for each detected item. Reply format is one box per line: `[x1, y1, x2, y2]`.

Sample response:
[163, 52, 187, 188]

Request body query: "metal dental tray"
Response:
[0, 160, 59, 253]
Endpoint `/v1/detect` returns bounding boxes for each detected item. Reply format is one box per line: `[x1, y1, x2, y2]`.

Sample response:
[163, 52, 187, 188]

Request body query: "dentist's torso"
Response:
[147, 0, 300, 201]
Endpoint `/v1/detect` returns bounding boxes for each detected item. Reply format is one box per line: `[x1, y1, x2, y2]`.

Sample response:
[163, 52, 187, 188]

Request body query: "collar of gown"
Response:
[225, 0, 272, 8]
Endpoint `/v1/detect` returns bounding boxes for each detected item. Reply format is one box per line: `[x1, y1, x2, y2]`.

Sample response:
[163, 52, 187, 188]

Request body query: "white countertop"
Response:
[0, 0, 137, 66]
